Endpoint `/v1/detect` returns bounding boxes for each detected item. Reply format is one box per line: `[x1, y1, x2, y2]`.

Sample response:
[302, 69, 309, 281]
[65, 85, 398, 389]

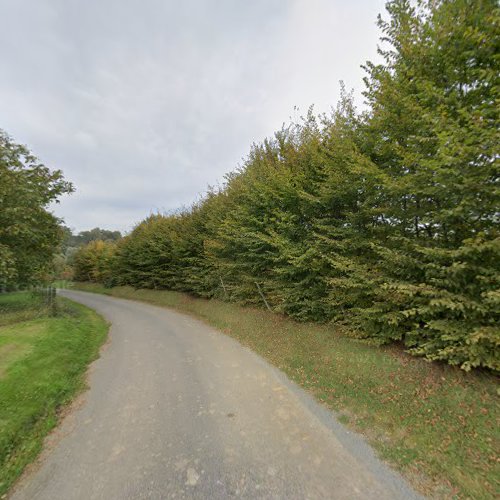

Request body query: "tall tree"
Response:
[360, 0, 500, 369]
[0, 130, 73, 287]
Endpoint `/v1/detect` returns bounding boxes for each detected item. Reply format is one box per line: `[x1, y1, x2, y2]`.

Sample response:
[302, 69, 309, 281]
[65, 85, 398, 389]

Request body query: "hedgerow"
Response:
[73, 0, 499, 371]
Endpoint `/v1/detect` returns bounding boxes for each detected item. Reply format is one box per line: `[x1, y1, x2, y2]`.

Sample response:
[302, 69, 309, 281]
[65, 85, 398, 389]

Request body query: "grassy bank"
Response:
[72, 282, 498, 499]
[0, 291, 108, 496]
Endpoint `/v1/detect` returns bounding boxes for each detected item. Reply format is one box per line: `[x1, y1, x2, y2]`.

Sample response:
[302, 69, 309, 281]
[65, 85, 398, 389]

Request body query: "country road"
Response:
[11, 290, 419, 500]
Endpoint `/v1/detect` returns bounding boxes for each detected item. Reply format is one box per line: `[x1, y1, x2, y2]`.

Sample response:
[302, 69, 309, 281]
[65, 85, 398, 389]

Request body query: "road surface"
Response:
[11, 290, 419, 499]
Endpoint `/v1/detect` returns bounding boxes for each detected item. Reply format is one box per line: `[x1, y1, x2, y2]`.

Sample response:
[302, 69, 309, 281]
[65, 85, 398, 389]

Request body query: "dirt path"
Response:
[11, 290, 419, 499]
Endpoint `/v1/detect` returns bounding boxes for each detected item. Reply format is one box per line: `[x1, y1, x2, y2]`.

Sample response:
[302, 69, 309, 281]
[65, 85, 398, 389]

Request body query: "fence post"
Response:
[47, 285, 57, 316]
[255, 282, 272, 312]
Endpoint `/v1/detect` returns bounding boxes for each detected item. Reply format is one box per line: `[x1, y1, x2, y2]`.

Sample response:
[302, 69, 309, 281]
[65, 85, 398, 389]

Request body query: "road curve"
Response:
[11, 290, 419, 500]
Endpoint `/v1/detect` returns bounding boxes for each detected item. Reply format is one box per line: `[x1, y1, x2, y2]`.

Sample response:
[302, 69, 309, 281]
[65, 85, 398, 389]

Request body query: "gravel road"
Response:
[11, 290, 419, 500]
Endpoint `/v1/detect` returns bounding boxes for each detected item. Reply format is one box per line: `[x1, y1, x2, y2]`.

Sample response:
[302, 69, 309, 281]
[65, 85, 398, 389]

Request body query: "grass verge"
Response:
[72, 282, 498, 499]
[0, 291, 108, 496]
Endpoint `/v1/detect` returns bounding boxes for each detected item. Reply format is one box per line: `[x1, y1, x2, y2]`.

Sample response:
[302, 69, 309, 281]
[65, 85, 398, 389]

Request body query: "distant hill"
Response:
[62, 227, 122, 252]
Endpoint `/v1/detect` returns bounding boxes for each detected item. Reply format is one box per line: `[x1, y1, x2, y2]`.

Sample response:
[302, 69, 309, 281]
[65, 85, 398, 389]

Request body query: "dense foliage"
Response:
[0, 131, 73, 288]
[52, 227, 122, 281]
[72, 240, 117, 284]
[73, 0, 499, 371]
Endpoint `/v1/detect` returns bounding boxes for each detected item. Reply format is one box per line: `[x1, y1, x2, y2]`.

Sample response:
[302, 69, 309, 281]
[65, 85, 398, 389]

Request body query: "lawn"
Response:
[72, 282, 499, 499]
[0, 291, 108, 496]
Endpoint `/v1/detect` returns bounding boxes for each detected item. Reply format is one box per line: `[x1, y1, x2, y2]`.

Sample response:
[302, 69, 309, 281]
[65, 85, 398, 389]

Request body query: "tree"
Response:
[72, 240, 117, 285]
[359, 0, 500, 369]
[0, 130, 73, 288]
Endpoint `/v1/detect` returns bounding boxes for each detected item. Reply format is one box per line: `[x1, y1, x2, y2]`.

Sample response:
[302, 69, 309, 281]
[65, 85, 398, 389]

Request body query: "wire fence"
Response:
[0, 283, 61, 316]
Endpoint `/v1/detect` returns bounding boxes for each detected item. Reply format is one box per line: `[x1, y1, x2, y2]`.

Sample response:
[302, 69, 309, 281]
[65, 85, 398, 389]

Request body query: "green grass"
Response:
[73, 282, 499, 499]
[0, 291, 108, 496]
[0, 291, 49, 328]
[52, 280, 72, 290]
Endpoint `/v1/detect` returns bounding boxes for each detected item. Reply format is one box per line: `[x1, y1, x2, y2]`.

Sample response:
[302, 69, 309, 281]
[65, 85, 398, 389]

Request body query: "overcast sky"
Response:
[0, 0, 386, 233]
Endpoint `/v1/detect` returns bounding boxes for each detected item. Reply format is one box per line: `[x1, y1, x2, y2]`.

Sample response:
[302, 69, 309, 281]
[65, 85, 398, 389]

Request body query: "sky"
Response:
[0, 0, 386, 234]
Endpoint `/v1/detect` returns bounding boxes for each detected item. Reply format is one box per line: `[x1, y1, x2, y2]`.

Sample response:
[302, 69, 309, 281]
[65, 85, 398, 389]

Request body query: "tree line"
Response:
[74, 0, 499, 371]
[53, 227, 122, 281]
